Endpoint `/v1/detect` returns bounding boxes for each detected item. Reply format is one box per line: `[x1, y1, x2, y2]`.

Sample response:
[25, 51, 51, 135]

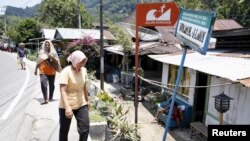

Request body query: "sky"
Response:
[0, 0, 42, 8]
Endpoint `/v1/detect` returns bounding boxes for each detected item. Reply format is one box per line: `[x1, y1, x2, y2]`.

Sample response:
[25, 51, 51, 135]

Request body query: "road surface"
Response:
[0, 52, 40, 141]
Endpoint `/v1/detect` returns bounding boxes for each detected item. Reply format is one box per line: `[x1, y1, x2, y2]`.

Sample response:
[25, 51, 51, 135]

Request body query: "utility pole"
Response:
[78, 0, 81, 29]
[100, 0, 104, 90]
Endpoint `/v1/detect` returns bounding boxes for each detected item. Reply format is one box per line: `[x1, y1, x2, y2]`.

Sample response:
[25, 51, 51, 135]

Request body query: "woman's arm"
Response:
[60, 84, 73, 119]
[34, 64, 39, 75]
[83, 83, 89, 110]
[48, 53, 58, 62]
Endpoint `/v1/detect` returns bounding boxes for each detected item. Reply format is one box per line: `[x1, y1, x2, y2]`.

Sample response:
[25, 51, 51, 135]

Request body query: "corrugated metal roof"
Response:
[42, 29, 56, 40]
[54, 28, 116, 40]
[104, 42, 182, 55]
[148, 52, 250, 85]
[119, 22, 161, 41]
[104, 45, 124, 55]
[214, 19, 243, 30]
[155, 26, 179, 44]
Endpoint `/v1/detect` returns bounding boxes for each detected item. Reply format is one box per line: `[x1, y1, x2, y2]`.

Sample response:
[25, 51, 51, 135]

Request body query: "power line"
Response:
[147, 78, 237, 88]
[122, 72, 237, 89]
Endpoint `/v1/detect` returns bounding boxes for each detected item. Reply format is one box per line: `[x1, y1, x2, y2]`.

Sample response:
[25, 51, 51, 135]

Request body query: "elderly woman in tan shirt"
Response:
[59, 50, 89, 141]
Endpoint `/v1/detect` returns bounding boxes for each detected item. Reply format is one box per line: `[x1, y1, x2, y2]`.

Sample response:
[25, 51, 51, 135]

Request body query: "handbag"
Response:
[50, 60, 62, 72]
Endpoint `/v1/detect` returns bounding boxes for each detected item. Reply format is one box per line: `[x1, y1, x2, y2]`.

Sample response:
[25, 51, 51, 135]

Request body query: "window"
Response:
[168, 65, 190, 99]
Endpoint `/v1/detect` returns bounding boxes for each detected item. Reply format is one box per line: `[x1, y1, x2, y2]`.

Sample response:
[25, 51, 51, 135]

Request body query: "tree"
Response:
[216, 0, 250, 27]
[174, 0, 250, 27]
[6, 18, 40, 43]
[174, 0, 206, 10]
[0, 20, 4, 33]
[39, 0, 93, 28]
[108, 20, 133, 87]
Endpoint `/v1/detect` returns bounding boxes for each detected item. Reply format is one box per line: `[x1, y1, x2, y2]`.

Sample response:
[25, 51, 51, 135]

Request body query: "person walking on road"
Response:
[59, 50, 90, 141]
[34, 40, 61, 104]
[17, 43, 27, 70]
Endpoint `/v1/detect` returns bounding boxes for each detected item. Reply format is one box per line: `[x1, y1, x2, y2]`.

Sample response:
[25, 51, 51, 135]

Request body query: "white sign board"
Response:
[176, 8, 216, 55]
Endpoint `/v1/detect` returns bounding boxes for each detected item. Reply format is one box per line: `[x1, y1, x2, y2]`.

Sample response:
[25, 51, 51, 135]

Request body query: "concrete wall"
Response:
[205, 76, 250, 125]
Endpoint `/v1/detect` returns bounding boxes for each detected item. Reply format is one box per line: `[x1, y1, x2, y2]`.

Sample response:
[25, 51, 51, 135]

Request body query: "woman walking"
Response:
[59, 50, 90, 141]
[34, 40, 61, 104]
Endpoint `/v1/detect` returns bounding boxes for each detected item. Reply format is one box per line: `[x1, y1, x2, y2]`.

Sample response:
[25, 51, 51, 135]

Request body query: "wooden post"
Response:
[219, 113, 223, 125]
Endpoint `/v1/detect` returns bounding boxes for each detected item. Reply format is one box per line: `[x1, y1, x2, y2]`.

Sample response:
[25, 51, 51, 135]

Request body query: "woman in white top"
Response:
[59, 50, 89, 141]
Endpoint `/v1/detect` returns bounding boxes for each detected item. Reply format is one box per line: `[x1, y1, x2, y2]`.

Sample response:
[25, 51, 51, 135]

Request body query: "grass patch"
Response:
[89, 109, 106, 123]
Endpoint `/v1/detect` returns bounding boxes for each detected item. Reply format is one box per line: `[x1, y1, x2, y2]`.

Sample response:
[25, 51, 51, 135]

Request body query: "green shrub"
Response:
[97, 91, 114, 103]
[89, 109, 106, 122]
[27, 53, 37, 61]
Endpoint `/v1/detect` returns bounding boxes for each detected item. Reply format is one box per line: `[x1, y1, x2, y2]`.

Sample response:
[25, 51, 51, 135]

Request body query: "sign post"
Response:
[136, 2, 179, 124]
[162, 8, 216, 141]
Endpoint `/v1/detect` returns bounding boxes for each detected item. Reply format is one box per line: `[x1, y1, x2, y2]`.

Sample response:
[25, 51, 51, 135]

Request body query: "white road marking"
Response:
[0, 65, 30, 120]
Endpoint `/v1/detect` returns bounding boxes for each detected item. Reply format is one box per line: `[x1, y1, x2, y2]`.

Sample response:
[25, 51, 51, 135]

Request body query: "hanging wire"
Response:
[122, 71, 237, 89]
[121, 71, 238, 99]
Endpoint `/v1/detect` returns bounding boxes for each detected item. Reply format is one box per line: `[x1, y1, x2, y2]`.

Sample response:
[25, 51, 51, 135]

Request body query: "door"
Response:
[194, 72, 208, 122]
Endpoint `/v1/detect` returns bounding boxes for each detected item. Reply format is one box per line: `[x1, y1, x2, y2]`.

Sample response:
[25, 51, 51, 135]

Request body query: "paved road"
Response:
[0, 52, 40, 141]
[0, 52, 87, 141]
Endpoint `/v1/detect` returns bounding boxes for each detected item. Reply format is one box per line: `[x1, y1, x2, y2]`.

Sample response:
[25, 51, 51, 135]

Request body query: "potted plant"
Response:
[96, 91, 114, 115]
[110, 120, 140, 141]
[106, 104, 140, 141]
[89, 99, 107, 141]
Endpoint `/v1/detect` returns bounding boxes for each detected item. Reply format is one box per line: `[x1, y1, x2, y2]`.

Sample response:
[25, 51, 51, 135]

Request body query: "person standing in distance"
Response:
[17, 43, 27, 70]
[59, 50, 90, 141]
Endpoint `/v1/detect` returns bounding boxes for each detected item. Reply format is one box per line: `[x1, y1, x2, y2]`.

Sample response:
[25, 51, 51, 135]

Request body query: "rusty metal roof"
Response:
[136, 42, 182, 55]
[211, 49, 250, 59]
[104, 42, 182, 56]
[155, 26, 179, 44]
[119, 22, 161, 41]
[214, 19, 243, 30]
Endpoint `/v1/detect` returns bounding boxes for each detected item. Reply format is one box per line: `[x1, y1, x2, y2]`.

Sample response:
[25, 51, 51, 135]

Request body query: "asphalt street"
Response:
[0, 52, 40, 141]
[0, 52, 89, 141]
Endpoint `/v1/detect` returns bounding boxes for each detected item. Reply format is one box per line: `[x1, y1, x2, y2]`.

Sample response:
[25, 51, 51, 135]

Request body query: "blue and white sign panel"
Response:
[176, 8, 216, 55]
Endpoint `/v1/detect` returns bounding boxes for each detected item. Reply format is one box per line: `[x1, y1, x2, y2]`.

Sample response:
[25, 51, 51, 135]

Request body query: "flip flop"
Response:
[41, 101, 48, 105]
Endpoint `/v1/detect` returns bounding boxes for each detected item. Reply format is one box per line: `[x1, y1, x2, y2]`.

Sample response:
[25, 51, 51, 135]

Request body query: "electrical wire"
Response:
[121, 71, 237, 89]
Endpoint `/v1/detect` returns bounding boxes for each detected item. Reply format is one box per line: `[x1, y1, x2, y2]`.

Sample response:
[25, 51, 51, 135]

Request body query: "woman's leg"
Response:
[59, 108, 72, 141]
[73, 106, 90, 141]
[47, 75, 55, 100]
[155, 109, 164, 119]
[40, 74, 48, 103]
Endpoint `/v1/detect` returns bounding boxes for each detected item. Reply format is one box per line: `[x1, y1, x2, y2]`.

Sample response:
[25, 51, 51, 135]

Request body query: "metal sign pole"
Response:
[100, 0, 104, 90]
[162, 46, 188, 141]
[135, 24, 139, 124]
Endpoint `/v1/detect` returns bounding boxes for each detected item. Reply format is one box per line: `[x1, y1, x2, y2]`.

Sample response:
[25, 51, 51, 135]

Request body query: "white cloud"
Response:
[0, 7, 6, 15]
[0, 0, 42, 8]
